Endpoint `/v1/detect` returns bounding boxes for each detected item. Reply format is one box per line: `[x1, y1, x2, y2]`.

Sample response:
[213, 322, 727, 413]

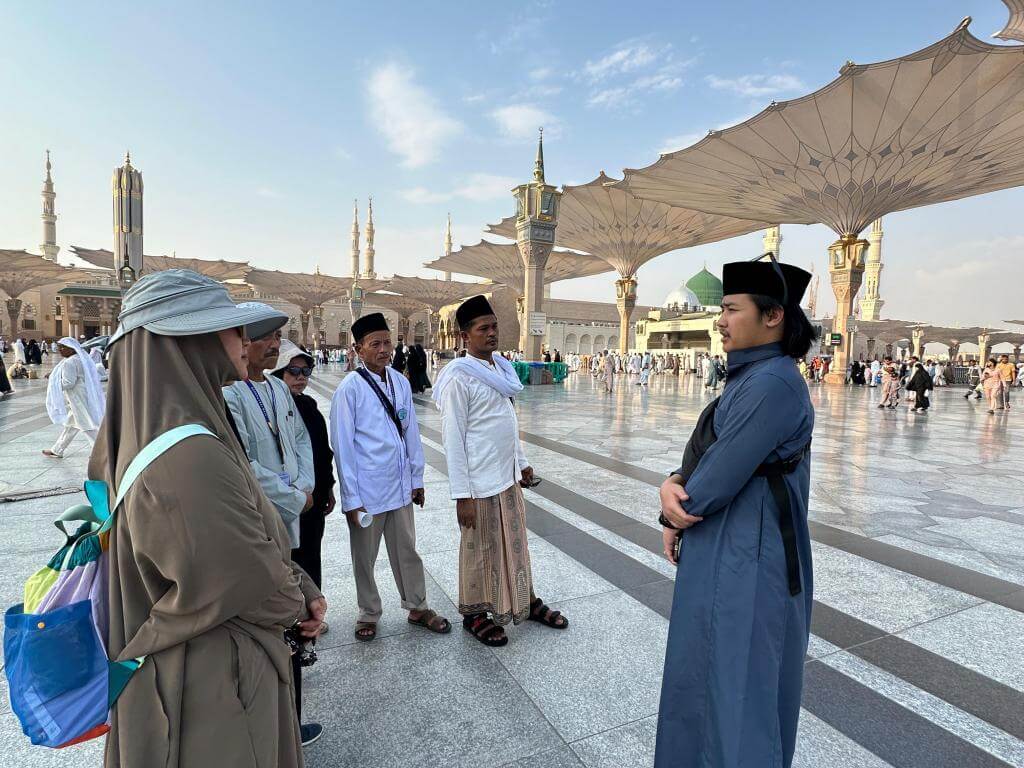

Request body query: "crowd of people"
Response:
[6, 254, 1021, 768]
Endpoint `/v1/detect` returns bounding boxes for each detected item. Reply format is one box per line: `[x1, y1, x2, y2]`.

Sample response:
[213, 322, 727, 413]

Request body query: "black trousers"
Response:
[289, 510, 326, 723]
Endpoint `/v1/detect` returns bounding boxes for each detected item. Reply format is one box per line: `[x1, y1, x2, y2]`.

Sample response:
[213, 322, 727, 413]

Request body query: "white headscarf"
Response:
[46, 336, 106, 427]
[432, 351, 523, 406]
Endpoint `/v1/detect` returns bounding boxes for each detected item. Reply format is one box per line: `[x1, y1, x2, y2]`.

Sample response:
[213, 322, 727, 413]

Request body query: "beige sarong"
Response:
[459, 483, 533, 625]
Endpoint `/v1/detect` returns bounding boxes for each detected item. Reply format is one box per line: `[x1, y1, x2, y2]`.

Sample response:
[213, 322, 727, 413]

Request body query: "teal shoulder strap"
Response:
[99, 424, 216, 534]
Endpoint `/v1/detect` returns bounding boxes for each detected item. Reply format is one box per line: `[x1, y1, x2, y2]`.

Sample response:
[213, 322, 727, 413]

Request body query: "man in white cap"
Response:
[41, 337, 105, 457]
[223, 305, 322, 746]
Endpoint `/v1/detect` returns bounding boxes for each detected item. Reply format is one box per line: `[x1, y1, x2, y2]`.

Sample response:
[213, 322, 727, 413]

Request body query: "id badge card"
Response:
[398, 407, 408, 421]
[279, 472, 291, 486]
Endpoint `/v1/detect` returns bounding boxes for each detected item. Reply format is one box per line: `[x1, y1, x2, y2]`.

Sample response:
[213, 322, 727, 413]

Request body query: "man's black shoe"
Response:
[301, 723, 324, 747]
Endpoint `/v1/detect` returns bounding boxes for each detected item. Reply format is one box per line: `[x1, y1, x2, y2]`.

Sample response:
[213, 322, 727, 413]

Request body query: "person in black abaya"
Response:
[905, 362, 934, 413]
[408, 344, 432, 393]
[393, 344, 407, 375]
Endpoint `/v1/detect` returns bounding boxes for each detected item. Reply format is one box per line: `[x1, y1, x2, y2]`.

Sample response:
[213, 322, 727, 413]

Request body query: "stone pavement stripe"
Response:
[416, 422, 1024, 743]
[448, 404, 1024, 618]
[414, 439, 1015, 768]
[0, 415, 54, 445]
[802, 661, 1013, 768]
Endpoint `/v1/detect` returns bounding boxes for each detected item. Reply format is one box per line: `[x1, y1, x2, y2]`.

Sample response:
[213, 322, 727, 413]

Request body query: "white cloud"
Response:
[633, 72, 683, 91]
[588, 88, 629, 109]
[400, 173, 519, 205]
[529, 67, 552, 81]
[255, 186, 281, 199]
[584, 43, 659, 81]
[367, 62, 462, 168]
[705, 73, 806, 98]
[491, 104, 561, 140]
[332, 147, 351, 160]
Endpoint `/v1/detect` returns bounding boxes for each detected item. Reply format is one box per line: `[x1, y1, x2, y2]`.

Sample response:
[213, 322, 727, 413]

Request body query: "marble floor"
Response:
[1, 365, 1022, 767]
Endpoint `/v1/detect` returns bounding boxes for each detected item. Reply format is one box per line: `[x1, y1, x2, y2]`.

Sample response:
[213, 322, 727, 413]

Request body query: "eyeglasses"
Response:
[753, 250, 788, 305]
[284, 365, 314, 377]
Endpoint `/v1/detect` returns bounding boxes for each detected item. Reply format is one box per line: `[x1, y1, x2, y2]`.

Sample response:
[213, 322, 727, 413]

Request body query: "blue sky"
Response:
[1, 0, 1021, 327]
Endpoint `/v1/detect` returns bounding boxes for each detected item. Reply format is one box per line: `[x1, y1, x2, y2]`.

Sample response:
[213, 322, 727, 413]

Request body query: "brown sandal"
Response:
[408, 609, 451, 634]
[354, 622, 377, 642]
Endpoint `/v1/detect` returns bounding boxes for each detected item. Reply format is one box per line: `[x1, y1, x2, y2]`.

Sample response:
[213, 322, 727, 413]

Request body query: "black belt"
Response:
[754, 444, 810, 597]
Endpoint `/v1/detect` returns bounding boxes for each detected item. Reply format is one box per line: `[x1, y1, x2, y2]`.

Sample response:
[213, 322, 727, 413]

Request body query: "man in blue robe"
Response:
[656, 256, 816, 768]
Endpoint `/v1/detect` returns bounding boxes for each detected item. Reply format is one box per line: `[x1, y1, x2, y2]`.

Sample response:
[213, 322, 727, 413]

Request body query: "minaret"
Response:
[442, 213, 453, 281]
[859, 218, 884, 320]
[112, 152, 143, 289]
[40, 151, 60, 262]
[806, 263, 819, 319]
[349, 199, 360, 278]
[362, 197, 377, 279]
[763, 225, 782, 260]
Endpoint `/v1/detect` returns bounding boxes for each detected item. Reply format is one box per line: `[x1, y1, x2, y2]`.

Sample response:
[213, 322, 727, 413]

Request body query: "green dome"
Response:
[686, 266, 723, 306]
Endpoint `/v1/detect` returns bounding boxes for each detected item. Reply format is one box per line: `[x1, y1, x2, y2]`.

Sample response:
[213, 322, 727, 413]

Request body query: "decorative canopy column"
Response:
[911, 326, 926, 359]
[978, 331, 991, 362]
[512, 129, 561, 361]
[624, 18, 1024, 382]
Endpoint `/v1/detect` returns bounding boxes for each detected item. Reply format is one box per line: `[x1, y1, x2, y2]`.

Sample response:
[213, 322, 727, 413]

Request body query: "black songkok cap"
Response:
[351, 312, 389, 342]
[722, 260, 812, 306]
[456, 295, 495, 327]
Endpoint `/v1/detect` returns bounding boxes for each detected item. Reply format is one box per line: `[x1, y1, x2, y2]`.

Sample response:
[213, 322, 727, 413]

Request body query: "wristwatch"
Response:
[658, 512, 680, 530]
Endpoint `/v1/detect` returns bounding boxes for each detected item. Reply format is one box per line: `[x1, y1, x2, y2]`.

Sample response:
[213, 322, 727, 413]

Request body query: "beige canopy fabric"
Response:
[245, 268, 387, 311]
[0, 250, 94, 298]
[382, 275, 485, 311]
[425, 240, 612, 290]
[71, 246, 251, 282]
[994, 1, 1024, 42]
[364, 291, 431, 318]
[623, 19, 1024, 237]
[489, 172, 766, 279]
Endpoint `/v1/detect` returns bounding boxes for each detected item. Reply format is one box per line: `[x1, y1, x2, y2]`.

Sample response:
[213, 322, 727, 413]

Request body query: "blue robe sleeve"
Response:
[681, 373, 798, 518]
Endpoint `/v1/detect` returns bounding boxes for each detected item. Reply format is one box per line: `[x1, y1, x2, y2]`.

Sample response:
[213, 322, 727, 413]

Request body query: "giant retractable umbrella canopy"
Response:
[383, 275, 488, 346]
[364, 291, 433, 343]
[245, 267, 388, 346]
[490, 171, 768, 354]
[425, 240, 613, 290]
[994, 0, 1024, 42]
[623, 17, 1024, 378]
[0, 250, 98, 334]
[70, 246, 251, 281]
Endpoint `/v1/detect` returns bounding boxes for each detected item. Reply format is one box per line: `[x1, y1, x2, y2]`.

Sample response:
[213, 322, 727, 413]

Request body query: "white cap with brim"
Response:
[267, 339, 315, 375]
[107, 269, 288, 349]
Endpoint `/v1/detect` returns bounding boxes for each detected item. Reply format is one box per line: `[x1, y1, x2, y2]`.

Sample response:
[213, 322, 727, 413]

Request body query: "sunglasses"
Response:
[284, 365, 314, 377]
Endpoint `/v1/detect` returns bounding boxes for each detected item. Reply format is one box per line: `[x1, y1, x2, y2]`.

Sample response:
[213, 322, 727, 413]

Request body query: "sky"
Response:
[1, 0, 1022, 328]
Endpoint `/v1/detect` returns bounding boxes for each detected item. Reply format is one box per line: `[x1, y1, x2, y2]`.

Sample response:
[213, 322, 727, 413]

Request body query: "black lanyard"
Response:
[245, 378, 285, 461]
[355, 367, 404, 438]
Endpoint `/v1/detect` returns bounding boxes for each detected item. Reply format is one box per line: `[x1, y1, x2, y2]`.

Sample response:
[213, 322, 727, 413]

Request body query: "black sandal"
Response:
[462, 613, 508, 647]
[528, 598, 568, 629]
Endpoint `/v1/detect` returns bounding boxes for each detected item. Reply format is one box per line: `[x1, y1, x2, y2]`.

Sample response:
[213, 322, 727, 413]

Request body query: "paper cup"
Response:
[358, 510, 374, 528]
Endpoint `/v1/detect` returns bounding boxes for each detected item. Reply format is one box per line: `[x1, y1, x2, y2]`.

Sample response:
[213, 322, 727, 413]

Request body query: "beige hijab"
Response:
[89, 327, 304, 666]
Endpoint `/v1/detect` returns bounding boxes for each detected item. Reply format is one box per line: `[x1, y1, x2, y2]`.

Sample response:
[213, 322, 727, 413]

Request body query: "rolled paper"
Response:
[358, 510, 374, 528]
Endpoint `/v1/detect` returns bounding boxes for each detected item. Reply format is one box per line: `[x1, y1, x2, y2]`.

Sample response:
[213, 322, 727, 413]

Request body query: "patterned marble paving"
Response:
[2, 366, 1022, 767]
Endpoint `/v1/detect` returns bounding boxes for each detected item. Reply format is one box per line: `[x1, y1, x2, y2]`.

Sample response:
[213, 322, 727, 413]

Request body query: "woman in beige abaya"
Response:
[91, 270, 326, 768]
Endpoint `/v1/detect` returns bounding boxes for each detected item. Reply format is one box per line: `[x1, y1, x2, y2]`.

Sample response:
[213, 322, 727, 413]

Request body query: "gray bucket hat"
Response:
[108, 269, 288, 348]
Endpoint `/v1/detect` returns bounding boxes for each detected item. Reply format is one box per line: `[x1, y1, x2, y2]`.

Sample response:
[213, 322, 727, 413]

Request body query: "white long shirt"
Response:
[55, 355, 102, 431]
[437, 363, 529, 500]
[224, 376, 314, 547]
[330, 366, 425, 516]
